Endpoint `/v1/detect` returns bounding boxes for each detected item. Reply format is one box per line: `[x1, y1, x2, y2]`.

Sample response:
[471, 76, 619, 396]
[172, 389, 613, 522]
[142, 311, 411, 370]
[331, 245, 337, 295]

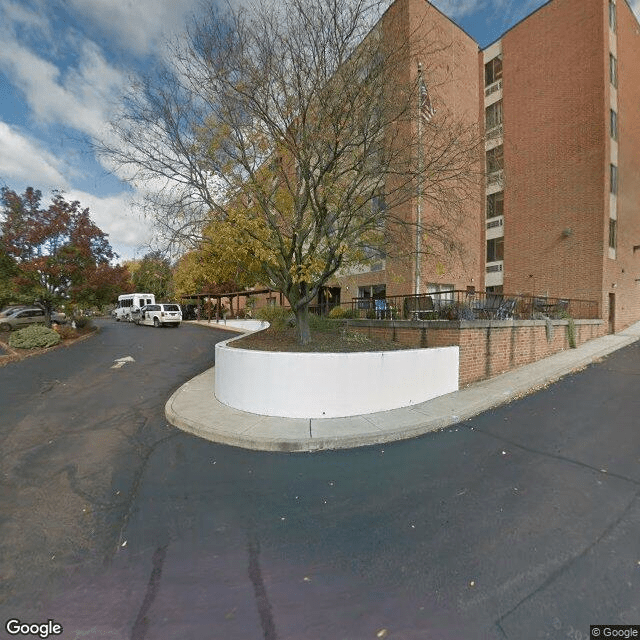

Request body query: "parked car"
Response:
[0, 307, 66, 331]
[0, 307, 47, 331]
[132, 304, 182, 327]
[0, 305, 28, 317]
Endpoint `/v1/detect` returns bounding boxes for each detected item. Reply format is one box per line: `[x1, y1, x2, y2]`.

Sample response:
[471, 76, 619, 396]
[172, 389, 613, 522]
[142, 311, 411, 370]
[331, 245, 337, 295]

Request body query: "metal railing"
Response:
[210, 290, 599, 322]
[341, 290, 599, 321]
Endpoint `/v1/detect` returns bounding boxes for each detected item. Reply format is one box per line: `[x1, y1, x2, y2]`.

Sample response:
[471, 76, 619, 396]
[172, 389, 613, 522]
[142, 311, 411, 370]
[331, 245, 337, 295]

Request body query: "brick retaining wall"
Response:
[347, 319, 605, 386]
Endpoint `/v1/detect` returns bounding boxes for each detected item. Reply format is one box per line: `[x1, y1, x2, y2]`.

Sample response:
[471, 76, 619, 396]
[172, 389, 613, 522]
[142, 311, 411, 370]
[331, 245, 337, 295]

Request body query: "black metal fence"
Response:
[338, 290, 599, 321]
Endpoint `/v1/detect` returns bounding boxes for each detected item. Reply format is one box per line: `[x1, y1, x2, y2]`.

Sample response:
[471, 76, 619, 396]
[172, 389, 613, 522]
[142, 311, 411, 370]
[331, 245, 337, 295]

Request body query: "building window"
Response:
[610, 164, 618, 194]
[486, 191, 504, 218]
[609, 218, 617, 250]
[610, 109, 618, 140]
[427, 283, 454, 304]
[485, 100, 503, 130]
[486, 145, 504, 174]
[358, 284, 386, 308]
[609, 0, 617, 32]
[486, 237, 504, 262]
[610, 54, 618, 88]
[485, 57, 502, 87]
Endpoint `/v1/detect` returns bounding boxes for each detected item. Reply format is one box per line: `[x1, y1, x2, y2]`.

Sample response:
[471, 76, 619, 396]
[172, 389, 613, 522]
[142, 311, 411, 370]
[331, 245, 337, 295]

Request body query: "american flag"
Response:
[418, 76, 435, 123]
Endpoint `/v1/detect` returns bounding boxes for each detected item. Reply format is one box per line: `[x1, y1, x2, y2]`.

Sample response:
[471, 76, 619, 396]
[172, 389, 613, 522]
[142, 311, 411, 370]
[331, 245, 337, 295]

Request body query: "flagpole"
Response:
[415, 62, 423, 297]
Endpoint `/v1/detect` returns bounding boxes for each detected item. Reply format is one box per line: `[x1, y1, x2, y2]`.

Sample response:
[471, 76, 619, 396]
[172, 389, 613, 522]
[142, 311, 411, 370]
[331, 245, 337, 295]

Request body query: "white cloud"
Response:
[64, 0, 200, 57]
[0, 122, 67, 189]
[0, 122, 149, 259]
[63, 189, 152, 260]
[431, 0, 487, 19]
[0, 35, 127, 140]
[2, 0, 51, 36]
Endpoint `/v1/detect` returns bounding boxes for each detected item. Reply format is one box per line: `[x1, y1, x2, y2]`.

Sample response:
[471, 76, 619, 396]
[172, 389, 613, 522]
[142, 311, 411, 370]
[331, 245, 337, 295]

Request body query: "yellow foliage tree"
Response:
[101, 0, 481, 343]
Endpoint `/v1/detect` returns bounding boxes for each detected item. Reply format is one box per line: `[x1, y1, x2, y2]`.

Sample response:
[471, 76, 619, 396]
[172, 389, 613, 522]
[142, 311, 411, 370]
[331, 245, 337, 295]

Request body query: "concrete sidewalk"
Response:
[165, 320, 640, 452]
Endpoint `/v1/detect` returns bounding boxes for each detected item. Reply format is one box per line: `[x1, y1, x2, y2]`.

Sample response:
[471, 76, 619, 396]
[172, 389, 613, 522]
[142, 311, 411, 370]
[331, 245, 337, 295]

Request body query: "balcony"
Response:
[485, 124, 503, 143]
[486, 169, 504, 187]
[486, 216, 504, 241]
[485, 79, 502, 98]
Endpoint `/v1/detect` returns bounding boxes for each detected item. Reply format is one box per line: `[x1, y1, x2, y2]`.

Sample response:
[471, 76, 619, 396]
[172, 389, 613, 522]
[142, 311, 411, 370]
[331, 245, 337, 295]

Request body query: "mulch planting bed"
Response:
[0, 326, 97, 364]
[231, 326, 410, 353]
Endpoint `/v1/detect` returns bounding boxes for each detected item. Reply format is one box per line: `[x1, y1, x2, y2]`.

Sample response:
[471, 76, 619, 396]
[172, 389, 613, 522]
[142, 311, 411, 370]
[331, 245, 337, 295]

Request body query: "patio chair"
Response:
[403, 295, 434, 320]
[474, 294, 502, 319]
[374, 298, 387, 319]
[495, 297, 517, 320]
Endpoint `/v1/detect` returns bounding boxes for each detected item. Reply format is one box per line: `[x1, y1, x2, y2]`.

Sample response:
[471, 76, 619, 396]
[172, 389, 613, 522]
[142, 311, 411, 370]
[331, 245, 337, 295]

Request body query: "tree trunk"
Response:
[293, 303, 311, 345]
[40, 299, 53, 327]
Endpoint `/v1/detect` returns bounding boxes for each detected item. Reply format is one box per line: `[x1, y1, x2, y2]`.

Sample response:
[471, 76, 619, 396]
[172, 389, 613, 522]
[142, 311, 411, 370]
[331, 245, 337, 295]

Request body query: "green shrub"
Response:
[328, 306, 359, 319]
[308, 313, 334, 331]
[72, 316, 92, 329]
[255, 306, 295, 331]
[328, 306, 347, 319]
[9, 325, 61, 349]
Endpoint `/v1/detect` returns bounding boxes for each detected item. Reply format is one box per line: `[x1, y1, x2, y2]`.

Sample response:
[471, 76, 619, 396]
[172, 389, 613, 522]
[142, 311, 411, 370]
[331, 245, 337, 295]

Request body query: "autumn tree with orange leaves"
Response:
[0, 187, 131, 322]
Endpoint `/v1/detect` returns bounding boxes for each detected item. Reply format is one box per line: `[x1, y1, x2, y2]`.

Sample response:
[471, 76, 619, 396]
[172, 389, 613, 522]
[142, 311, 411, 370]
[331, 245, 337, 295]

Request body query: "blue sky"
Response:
[1, 0, 638, 261]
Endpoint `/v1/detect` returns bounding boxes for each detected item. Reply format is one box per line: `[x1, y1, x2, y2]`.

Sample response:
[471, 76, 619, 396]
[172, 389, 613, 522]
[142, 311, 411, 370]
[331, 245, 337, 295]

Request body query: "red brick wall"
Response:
[604, 0, 640, 330]
[349, 319, 605, 386]
[331, 0, 483, 301]
[501, 0, 607, 301]
[407, 0, 484, 292]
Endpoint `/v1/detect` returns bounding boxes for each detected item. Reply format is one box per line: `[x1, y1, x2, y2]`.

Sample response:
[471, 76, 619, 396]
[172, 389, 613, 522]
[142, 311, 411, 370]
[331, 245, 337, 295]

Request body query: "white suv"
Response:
[133, 304, 182, 327]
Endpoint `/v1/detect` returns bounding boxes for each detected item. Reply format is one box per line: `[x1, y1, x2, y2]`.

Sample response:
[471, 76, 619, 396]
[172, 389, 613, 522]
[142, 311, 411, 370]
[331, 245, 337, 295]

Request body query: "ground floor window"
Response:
[357, 284, 386, 308]
[427, 283, 454, 305]
[427, 283, 454, 294]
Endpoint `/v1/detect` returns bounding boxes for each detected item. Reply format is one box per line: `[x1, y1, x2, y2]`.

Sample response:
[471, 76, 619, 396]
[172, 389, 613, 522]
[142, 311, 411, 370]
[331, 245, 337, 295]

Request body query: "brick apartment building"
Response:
[325, 0, 640, 333]
[203, 0, 639, 333]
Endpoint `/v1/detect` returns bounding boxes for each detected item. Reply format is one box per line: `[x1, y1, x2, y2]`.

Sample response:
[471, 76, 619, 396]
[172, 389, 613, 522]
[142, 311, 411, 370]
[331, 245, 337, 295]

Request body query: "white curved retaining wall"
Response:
[214, 337, 459, 419]
[210, 319, 269, 332]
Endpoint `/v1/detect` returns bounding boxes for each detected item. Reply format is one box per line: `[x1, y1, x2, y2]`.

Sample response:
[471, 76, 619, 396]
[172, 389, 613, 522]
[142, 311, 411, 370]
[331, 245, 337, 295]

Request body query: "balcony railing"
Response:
[485, 79, 503, 97]
[485, 124, 503, 140]
[487, 169, 504, 186]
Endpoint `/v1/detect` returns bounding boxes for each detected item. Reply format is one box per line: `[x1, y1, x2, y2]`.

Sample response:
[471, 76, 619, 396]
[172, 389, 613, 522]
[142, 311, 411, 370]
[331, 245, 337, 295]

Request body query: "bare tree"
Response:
[97, 0, 481, 344]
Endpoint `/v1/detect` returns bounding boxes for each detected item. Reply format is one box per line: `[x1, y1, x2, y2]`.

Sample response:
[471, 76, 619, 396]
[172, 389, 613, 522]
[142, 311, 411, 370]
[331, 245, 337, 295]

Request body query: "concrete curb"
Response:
[166, 323, 640, 452]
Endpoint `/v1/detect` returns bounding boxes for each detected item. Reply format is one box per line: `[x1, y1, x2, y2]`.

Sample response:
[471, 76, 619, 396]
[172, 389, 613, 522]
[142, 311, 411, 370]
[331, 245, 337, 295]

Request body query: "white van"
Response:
[132, 304, 182, 327]
[114, 293, 155, 322]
